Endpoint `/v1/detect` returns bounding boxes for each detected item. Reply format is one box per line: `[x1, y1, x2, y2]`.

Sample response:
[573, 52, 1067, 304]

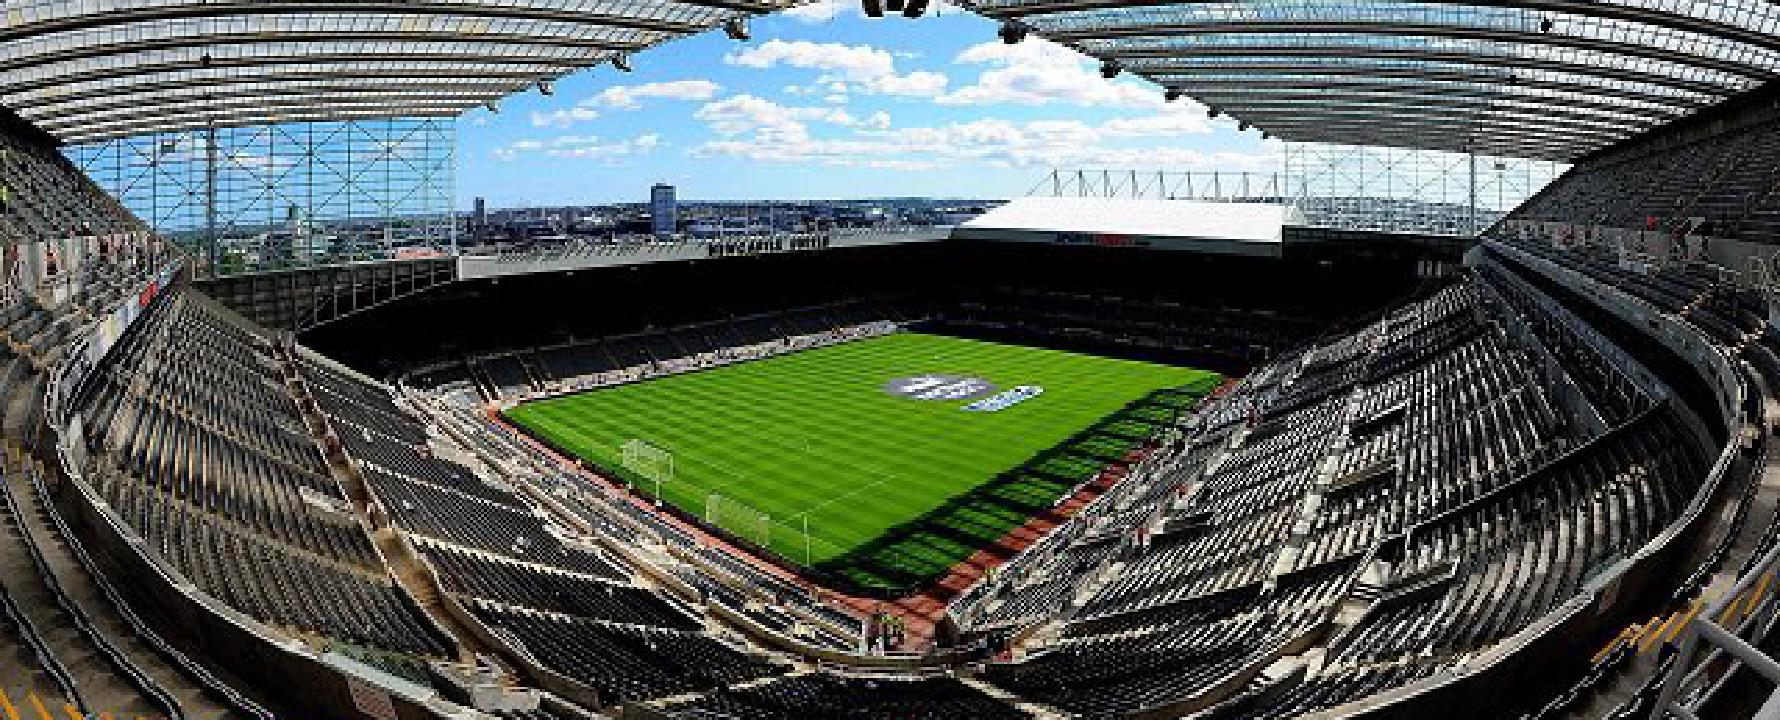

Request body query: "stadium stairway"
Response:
[0, 465, 73, 709]
[10, 454, 255, 720]
[272, 340, 488, 666]
[0, 451, 179, 719]
[1562, 341, 1780, 719]
[956, 676, 1071, 719]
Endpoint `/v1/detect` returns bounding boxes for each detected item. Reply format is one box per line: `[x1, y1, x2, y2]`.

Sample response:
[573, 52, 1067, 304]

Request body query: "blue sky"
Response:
[456, 3, 1280, 207]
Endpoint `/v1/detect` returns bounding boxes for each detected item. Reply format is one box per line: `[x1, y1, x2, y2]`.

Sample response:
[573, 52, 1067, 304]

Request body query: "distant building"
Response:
[651, 183, 677, 237]
[473, 196, 487, 242]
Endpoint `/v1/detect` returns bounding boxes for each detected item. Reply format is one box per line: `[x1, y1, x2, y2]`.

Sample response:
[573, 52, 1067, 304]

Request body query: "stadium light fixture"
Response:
[723, 18, 750, 40]
[886, 0, 904, 14]
[612, 53, 634, 72]
[1100, 59, 1122, 79]
[862, 0, 884, 17]
[903, 0, 930, 18]
[537, 80, 554, 96]
[998, 22, 1029, 44]
[1164, 88, 1184, 103]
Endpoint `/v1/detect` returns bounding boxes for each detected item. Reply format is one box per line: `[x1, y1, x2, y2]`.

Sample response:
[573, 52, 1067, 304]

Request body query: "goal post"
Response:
[621, 438, 673, 501]
[706, 492, 813, 563]
[706, 492, 771, 548]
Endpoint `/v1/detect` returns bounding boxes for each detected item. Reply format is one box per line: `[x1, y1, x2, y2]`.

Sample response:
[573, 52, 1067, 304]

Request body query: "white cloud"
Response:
[531, 106, 600, 128]
[938, 39, 1166, 109]
[530, 80, 721, 127]
[782, 0, 846, 22]
[693, 113, 1269, 171]
[725, 40, 947, 97]
[594, 80, 721, 110]
[494, 133, 666, 162]
[693, 94, 879, 139]
[1100, 113, 1214, 137]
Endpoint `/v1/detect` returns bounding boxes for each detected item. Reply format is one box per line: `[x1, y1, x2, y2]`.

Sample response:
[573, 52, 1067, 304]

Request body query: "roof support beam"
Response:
[1060, 23, 1773, 79]
[1153, 75, 1706, 115]
[6, 67, 556, 108]
[1140, 62, 1719, 106]
[0, 31, 645, 76]
[58, 108, 464, 145]
[21, 80, 526, 124]
[1262, 126, 1588, 158]
[0, 0, 756, 41]
[1248, 116, 1609, 147]
[32, 92, 503, 133]
[1126, 50, 1737, 97]
[0, 53, 595, 98]
[1192, 93, 1662, 130]
[1237, 108, 1625, 140]
[974, 0, 1780, 54]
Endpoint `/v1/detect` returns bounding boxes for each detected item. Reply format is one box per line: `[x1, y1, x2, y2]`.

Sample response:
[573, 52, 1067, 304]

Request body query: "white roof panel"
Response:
[956, 196, 1300, 256]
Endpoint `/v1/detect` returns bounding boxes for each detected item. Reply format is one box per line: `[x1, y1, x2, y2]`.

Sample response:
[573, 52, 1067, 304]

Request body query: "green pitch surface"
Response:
[505, 333, 1219, 593]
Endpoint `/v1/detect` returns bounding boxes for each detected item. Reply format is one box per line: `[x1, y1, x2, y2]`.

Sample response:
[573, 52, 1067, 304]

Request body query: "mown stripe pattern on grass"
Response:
[506, 333, 1216, 589]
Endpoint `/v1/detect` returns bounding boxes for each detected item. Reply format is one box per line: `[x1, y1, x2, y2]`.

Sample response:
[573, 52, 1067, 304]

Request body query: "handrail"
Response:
[30, 260, 278, 720]
[0, 462, 86, 715]
[22, 460, 276, 720]
[0, 457, 179, 720]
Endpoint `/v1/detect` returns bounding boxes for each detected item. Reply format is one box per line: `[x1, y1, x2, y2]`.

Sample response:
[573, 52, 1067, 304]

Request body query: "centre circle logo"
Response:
[884, 374, 997, 401]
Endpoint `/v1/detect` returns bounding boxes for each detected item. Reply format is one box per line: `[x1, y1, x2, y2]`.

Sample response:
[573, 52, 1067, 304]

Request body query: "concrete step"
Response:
[12, 467, 253, 720]
[0, 471, 160, 719]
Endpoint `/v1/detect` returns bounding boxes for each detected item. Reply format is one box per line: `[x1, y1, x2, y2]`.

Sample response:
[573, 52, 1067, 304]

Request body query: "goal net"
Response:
[621, 439, 674, 489]
[706, 492, 776, 548]
[705, 493, 820, 563]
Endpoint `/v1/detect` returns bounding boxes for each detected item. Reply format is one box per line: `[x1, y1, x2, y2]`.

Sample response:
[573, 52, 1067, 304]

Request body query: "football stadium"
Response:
[10, 2, 1780, 720]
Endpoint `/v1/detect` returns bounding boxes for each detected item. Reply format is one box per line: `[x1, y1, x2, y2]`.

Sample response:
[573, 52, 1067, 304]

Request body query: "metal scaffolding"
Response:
[66, 117, 456, 277]
[1030, 142, 1566, 236]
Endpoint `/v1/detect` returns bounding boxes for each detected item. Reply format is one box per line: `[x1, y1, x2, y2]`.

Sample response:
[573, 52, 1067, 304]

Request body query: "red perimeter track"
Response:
[485, 375, 1240, 651]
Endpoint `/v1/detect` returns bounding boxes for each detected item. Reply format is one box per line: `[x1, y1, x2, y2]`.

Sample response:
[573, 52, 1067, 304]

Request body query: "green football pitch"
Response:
[504, 332, 1220, 593]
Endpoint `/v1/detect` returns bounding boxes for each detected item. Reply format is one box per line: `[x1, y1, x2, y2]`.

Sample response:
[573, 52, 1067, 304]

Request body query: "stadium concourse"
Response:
[8, 2, 1780, 720]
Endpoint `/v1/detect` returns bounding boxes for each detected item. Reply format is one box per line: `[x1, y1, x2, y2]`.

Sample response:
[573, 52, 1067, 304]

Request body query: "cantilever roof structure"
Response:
[0, 0, 802, 144]
[5, 1, 1778, 158]
[956, 1, 1780, 160]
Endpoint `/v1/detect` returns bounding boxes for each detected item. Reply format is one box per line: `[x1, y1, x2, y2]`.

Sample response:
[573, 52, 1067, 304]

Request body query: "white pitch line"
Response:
[794, 471, 899, 521]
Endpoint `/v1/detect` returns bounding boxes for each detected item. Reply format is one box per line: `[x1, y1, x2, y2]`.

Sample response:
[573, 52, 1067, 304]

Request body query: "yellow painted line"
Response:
[61, 704, 79, 720]
[1641, 611, 1680, 655]
[1664, 602, 1707, 645]
[26, 693, 53, 720]
[0, 688, 21, 720]
[1743, 572, 1777, 624]
[1593, 624, 1640, 664]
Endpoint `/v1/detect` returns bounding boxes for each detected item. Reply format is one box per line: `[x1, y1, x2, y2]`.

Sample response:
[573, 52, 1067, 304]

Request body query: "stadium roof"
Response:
[0, 0, 797, 144]
[4, 1, 1777, 157]
[956, 0, 1780, 160]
